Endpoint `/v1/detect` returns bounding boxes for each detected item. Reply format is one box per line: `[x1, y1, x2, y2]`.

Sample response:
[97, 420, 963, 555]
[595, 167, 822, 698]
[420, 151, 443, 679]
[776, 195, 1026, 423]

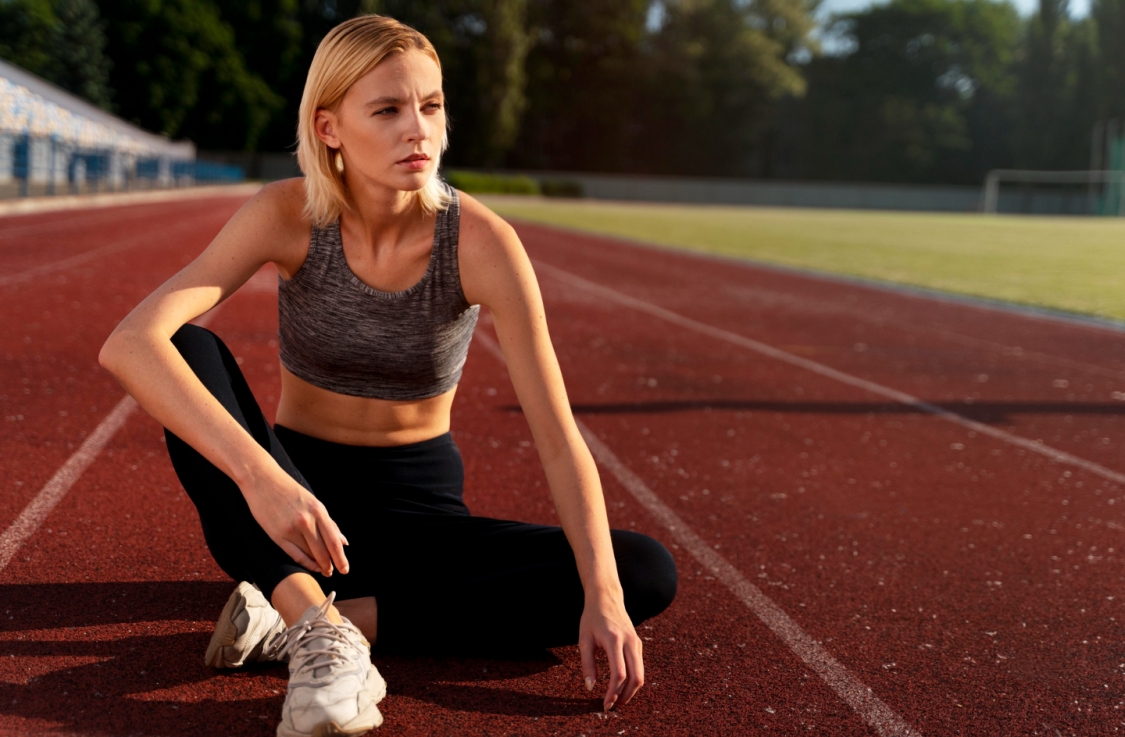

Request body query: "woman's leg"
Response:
[163, 325, 346, 625]
[370, 515, 678, 653]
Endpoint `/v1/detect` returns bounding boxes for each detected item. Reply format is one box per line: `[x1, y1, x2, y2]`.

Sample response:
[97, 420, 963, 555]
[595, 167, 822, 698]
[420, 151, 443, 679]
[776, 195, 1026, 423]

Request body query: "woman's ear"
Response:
[314, 108, 342, 150]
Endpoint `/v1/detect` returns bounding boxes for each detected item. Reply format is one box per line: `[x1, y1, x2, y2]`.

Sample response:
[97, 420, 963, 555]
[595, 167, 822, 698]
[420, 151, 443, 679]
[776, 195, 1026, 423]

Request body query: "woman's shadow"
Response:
[0, 580, 596, 736]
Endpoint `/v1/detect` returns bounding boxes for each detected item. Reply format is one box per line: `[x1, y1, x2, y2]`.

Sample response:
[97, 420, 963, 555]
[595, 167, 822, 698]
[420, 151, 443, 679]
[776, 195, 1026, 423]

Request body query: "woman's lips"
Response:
[397, 155, 429, 171]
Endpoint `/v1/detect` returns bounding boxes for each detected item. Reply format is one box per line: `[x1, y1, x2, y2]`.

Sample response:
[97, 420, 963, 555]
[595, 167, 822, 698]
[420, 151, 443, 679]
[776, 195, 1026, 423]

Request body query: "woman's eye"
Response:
[373, 107, 397, 116]
[426, 102, 443, 111]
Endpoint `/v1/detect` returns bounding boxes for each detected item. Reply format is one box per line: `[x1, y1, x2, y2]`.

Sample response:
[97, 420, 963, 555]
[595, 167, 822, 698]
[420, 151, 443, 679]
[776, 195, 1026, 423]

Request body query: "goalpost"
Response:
[983, 119, 1125, 216]
[981, 169, 1125, 216]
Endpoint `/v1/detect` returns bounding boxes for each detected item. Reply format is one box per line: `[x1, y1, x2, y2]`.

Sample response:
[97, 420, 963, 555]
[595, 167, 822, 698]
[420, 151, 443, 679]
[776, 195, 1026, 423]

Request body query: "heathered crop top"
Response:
[277, 187, 480, 400]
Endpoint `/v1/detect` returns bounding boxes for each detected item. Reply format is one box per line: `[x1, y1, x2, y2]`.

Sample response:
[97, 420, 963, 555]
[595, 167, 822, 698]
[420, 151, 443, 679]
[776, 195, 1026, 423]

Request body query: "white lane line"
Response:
[0, 308, 222, 575]
[0, 214, 216, 287]
[579, 426, 920, 737]
[534, 261, 1125, 487]
[0, 395, 136, 573]
[471, 329, 921, 737]
[0, 203, 188, 243]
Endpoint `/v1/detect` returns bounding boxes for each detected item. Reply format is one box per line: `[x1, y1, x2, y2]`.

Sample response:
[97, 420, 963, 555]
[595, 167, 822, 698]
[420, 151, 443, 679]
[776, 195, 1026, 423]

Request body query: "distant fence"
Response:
[456, 169, 1122, 214]
[496, 170, 982, 212]
[198, 150, 302, 182]
[0, 133, 243, 199]
[191, 155, 1120, 215]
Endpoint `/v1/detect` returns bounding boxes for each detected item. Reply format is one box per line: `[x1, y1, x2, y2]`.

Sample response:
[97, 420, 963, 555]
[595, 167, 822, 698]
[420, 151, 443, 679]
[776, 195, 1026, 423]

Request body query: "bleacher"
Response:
[0, 59, 242, 198]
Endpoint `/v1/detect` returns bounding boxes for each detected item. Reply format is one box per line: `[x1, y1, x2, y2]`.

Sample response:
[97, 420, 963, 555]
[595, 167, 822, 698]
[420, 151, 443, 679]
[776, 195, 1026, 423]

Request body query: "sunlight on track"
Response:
[0, 395, 135, 573]
[472, 328, 922, 737]
[0, 206, 174, 242]
[0, 215, 215, 287]
[535, 261, 1125, 487]
[0, 308, 221, 575]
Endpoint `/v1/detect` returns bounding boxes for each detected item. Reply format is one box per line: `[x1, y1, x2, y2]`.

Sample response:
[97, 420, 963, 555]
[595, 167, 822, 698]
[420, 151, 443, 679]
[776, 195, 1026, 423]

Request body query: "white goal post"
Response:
[982, 169, 1125, 215]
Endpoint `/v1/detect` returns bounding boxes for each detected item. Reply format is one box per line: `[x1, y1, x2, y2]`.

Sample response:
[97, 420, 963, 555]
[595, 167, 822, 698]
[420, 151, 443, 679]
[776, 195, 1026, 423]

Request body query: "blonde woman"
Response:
[100, 14, 676, 737]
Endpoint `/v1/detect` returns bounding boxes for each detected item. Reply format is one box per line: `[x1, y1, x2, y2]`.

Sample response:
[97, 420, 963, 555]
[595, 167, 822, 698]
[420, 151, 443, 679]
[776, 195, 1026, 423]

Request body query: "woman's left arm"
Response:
[459, 196, 642, 711]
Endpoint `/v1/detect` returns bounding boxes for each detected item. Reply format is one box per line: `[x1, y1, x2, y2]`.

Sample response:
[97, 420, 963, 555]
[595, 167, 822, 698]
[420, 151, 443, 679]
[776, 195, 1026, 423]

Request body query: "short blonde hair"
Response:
[296, 15, 451, 226]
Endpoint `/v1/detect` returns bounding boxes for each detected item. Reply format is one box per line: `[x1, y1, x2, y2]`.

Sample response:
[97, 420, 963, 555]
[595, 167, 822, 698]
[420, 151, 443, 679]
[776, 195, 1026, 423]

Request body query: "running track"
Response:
[1, 193, 1122, 736]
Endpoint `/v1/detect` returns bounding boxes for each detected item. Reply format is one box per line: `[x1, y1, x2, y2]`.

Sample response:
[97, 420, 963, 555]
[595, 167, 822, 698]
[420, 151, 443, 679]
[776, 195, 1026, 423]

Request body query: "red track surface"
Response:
[1, 196, 1123, 736]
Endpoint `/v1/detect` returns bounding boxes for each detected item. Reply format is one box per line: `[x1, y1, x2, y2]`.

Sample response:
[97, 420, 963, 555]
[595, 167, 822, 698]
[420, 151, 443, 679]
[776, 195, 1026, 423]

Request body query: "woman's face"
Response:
[316, 49, 445, 195]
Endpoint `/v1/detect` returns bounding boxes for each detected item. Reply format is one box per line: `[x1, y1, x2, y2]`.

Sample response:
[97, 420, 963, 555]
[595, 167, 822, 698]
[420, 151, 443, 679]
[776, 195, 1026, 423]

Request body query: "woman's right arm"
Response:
[98, 181, 349, 579]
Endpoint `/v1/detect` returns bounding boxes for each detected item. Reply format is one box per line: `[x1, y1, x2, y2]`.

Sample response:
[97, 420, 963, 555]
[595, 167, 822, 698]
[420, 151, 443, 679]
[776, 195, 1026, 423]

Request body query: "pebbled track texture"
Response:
[1, 197, 1123, 736]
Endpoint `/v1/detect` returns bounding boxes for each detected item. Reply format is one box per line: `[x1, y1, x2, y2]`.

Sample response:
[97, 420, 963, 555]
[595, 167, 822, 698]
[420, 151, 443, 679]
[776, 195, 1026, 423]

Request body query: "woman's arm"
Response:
[98, 180, 349, 578]
[458, 194, 643, 711]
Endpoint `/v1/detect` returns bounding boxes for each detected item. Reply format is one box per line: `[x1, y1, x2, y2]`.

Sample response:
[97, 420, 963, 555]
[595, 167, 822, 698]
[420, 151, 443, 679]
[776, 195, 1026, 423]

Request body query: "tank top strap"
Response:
[434, 186, 460, 259]
[282, 218, 336, 288]
[430, 187, 468, 308]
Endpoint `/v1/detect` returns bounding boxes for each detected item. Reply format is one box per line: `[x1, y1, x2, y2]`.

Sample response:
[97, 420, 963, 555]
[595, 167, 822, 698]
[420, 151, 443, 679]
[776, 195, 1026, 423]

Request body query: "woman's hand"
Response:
[579, 592, 644, 711]
[240, 464, 349, 578]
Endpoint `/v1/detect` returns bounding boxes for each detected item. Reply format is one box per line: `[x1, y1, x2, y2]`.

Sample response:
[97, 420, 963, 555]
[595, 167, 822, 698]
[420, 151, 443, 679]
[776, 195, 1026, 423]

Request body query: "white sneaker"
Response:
[272, 592, 386, 737]
[205, 581, 287, 668]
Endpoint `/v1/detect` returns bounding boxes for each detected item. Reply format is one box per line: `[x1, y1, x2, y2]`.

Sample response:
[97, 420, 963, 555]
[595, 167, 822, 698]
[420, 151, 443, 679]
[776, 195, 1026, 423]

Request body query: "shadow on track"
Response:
[380, 652, 597, 717]
[0, 581, 281, 736]
[0, 582, 596, 734]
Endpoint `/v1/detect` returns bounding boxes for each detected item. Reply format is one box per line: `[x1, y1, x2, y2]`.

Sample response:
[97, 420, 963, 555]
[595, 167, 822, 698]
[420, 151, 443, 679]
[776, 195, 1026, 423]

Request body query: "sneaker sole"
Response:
[204, 581, 256, 668]
[276, 707, 384, 737]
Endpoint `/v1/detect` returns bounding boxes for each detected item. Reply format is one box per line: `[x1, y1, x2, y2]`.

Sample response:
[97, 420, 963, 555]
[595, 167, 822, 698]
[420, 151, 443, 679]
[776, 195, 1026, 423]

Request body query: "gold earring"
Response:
[335, 150, 344, 174]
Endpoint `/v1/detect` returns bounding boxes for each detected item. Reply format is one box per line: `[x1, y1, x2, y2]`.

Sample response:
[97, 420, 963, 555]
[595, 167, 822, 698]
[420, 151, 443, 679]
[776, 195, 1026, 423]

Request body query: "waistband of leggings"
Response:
[273, 425, 456, 458]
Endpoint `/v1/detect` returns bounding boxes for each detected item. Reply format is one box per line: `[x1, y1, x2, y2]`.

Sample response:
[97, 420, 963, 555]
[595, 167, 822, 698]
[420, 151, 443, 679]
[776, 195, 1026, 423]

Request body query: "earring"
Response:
[335, 150, 344, 174]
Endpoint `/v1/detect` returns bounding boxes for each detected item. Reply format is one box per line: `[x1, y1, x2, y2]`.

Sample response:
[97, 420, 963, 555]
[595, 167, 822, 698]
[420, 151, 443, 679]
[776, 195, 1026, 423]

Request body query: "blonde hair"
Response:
[296, 15, 451, 226]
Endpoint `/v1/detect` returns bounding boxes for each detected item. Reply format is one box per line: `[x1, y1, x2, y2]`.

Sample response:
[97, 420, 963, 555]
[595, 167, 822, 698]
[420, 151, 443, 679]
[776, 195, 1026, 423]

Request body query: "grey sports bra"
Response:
[277, 187, 480, 400]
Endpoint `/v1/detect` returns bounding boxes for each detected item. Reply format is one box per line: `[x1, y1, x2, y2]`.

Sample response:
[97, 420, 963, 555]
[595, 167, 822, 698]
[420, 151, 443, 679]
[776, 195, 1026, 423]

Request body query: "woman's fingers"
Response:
[278, 538, 320, 572]
[579, 635, 598, 693]
[301, 515, 335, 577]
[317, 508, 350, 575]
[603, 634, 628, 711]
[619, 635, 645, 706]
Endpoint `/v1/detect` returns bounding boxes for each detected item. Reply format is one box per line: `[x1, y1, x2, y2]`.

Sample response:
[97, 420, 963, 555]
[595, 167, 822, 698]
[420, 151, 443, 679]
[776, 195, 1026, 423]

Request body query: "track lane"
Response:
[0, 199, 246, 536]
[510, 223, 1124, 735]
[512, 223, 1125, 477]
[471, 327, 919, 736]
[0, 199, 236, 279]
[533, 289, 1123, 734]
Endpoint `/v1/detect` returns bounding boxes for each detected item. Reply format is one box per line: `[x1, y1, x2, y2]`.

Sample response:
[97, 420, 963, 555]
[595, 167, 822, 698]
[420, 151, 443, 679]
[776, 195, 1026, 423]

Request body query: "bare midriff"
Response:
[275, 365, 456, 447]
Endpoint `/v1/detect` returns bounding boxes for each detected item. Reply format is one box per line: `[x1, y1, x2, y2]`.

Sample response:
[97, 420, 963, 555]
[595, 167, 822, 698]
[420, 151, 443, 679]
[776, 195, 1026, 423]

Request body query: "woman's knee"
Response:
[611, 530, 677, 624]
[169, 323, 224, 366]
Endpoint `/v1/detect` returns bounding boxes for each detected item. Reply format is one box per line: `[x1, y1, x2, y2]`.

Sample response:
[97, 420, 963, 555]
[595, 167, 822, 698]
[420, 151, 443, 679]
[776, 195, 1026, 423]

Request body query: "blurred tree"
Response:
[216, 0, 303, 149]
[1010, 0, 1094, 168]
[1091, 0, 1125, 119]
[477, 0, 532, 165]
[639, 0, 813, 176]
[97, 0, 283, 149]
[787, 0, 1021, 183]
[511, 0, 651, 172]
[0, 0, 61, 84]
[0, 0, 113, 110]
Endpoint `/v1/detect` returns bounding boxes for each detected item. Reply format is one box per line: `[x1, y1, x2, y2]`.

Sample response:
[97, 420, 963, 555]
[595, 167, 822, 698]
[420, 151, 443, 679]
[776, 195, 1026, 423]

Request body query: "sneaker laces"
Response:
[265, 592, 369, 679]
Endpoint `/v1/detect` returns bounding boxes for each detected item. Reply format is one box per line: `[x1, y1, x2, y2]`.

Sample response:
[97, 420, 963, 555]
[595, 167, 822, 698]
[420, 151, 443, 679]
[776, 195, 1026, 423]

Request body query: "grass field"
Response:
[481, 196, 1125, 323]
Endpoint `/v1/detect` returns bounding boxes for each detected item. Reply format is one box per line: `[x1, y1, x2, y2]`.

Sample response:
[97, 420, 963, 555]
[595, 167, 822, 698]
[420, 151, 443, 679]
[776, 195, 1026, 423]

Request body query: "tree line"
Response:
[1, 0, 1122, 185]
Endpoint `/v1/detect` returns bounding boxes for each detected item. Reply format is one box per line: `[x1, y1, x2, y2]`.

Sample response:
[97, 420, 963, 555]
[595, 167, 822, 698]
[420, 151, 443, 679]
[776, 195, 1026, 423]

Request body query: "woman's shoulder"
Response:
[238, 178, 314, 277]
[452, 189, 537, 308]
[253, 177, 311, 229]
[454, 189, 521, 258]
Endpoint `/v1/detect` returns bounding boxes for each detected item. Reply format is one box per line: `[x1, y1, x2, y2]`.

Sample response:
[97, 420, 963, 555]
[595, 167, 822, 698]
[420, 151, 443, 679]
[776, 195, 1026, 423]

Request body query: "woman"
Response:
[99, 14, 676, 737]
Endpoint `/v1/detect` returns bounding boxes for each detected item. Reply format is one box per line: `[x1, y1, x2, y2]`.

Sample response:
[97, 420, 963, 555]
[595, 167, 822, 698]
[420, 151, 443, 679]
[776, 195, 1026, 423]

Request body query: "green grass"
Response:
[444, 170, 541, 195]
[481, 196, 1125, 322]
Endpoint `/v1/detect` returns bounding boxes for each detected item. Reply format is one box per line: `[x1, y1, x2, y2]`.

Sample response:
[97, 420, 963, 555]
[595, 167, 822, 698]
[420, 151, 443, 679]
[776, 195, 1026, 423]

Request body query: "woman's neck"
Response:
[340, 177, 429, 253]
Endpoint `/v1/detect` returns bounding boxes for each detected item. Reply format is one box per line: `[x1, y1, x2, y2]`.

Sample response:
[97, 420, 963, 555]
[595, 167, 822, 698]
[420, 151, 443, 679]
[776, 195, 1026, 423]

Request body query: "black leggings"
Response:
[164, 325, 677, 652]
